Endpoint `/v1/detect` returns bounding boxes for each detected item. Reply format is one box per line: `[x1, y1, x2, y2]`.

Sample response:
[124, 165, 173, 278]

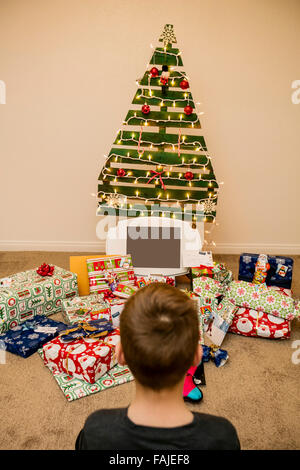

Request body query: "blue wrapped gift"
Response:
[58, 318, 114, 343]
[238, 253, 293, 289]
[0, 315, 68, 358]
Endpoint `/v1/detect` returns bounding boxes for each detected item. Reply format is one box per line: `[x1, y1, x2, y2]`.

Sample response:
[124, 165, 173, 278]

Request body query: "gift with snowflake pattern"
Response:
[0, 315, 68, 358]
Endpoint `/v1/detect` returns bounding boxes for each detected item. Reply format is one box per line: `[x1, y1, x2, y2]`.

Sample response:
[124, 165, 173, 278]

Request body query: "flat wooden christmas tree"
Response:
[97, 24, 218, 222]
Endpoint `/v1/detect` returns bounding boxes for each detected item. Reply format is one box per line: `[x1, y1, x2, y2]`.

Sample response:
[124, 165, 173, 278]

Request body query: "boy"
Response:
[75, 283, 240, 450]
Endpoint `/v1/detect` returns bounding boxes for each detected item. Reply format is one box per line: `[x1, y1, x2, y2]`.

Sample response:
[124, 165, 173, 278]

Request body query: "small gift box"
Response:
[42, 328, 120, 384]
[182, 291, 217, 345]
[0, 315, 67, 358]
[191, 263, 232, 287]
[62, 294, 111, 325]
[229, 307, 291, 340]
[86, 255, 135, 295]
[238, 253, 293, 289]
[100, 295, 126, 328]
[202, 298, 238, 346]
[113, 283, 138, 299]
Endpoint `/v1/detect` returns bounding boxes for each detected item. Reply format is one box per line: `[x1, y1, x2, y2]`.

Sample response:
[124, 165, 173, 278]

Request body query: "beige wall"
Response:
[0, 0, 299, 254]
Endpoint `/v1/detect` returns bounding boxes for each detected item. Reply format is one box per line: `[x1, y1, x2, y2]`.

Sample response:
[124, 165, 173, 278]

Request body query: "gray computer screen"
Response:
[126, 226, 181, 269]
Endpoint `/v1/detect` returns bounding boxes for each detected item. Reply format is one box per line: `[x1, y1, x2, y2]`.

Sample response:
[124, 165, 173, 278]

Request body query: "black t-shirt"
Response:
[75, 407, 240, 450]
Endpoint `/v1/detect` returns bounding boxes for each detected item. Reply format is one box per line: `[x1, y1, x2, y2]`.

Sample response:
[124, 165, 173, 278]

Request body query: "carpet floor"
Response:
[0, 252, 299, 450]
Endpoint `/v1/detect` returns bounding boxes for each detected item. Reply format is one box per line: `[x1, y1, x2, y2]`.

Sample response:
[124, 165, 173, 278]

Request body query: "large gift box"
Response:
[0, 315, 67, 358]
[62, 294, 111, 325]
[229, 308, 291, 339]
[225, 280, 298, 321]
[42, 326, 120, 384]
[238, 253, 293, 289]
[86, 255, 135, 295]
[191, 263, 233, 287]
[0, 266, 78, 333]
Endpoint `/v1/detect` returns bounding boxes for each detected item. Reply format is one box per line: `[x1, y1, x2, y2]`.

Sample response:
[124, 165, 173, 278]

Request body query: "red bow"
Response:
[37, 263, 54, 277]
[146, 170, 166, 190]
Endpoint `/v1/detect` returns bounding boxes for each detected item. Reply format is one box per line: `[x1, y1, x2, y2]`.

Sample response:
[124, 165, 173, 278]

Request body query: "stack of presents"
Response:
[0, 253, 298, 402]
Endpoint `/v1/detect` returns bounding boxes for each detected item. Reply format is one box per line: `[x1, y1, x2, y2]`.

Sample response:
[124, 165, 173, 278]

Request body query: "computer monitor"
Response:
[106, 217, 203, 276]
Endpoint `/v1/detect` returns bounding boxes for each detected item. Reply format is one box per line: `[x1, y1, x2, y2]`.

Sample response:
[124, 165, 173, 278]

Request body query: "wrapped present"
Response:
[100, 294, 126, 328]
[135, 274, 176, 287]
[86, 255, 135, 295]
[58, 319, 114, 342]
[202, 298, 238, 346]
[113, 283, 138, 299]
[39, 350, 134, 402]
[193, 276, 227, 299]
[238, 253, 293, 289]
[191, 264, 233, 294]
[182, 290, 218, 345]
[229, 307, 291, 339]
[42, 328, 120, 384]
[0, 315, 67, 358]
[0, 266, 78, 334]
[225, 280, 298, 320]
[62, 294, 111, 325]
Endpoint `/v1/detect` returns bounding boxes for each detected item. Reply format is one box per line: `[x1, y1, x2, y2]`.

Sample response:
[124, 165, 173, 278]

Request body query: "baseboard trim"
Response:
[0, 240, 106, 253]
[0, 240, 299, 255]
[213, 243, 300, 255]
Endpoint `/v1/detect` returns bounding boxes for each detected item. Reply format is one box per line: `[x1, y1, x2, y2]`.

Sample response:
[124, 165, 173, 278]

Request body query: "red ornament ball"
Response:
[180, 80, 189, 90]
[117, 168, 126, 177]
[184, 171, 194, 181]
[184, 105, 193, 115]
[141, 104, 150, 114]
[149, 67, 159, 78]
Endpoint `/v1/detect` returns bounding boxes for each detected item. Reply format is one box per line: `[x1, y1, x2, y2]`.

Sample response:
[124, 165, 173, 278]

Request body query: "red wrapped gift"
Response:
[229, 308, 291, 339]
[42, 329, 120, 383]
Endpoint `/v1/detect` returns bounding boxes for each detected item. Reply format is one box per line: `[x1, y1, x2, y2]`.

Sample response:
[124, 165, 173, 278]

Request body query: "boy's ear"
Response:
[115, 341, 126, 366]
[192, 343, 203, 367]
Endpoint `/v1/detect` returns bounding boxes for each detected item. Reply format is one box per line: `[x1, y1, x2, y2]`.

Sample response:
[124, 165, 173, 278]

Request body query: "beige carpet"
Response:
[0, 251, 299, 450]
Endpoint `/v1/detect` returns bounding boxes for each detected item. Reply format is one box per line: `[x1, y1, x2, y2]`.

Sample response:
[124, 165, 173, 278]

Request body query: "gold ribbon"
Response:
[59, 321, 110, 341]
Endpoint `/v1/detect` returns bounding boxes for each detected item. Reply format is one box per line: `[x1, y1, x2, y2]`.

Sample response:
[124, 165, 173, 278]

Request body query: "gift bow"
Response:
[146, 170, 166, 190]
[202, 344, 228, 367]
[59, 320, 112, 342]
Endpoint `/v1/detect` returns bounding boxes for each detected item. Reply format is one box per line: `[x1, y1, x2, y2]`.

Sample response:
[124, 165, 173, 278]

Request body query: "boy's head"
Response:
[118, 283, 201, 391]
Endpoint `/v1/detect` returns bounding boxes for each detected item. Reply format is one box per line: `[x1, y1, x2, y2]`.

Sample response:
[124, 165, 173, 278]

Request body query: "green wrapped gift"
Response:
[191, 263, 233, 287]
[193, 276, 227, 299]
[0, 266, 78, 333]
[62, 294, 111, 325]
[225, 280, 298, 320]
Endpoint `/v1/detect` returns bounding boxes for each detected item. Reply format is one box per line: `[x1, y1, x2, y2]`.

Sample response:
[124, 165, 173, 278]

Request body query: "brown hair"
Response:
[120, 283, 199, 390]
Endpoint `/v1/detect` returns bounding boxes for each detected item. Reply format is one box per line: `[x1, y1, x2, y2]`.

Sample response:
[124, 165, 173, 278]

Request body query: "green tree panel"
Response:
[139, 71, 189, 88]
[133, 89, 195, 108]
[150, 48, 183, 66]
[115, 131, 207, 151]
[124, 110, 201, 128]
[98, 183, 215, 201]
[97, 203, 216, 222]
[105, 148, 210, 166]
[100, 172, 218, 189]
